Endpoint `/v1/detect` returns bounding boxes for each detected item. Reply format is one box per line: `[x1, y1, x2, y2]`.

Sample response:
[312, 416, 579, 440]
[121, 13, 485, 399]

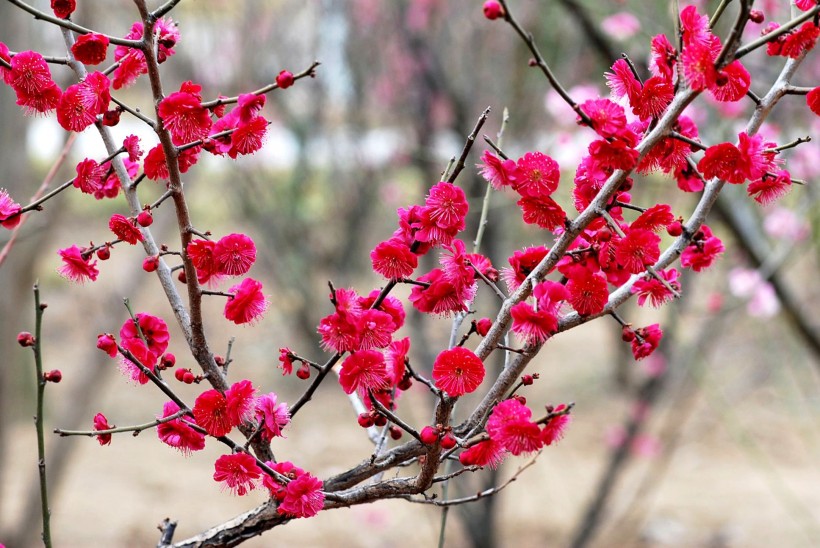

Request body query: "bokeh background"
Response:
[1, 1, 819, 546]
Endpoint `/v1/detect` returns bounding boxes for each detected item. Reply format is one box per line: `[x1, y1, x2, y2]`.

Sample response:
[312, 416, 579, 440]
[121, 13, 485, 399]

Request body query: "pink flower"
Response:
[0, 189, 22, 229]
[409, 268, 473, 316]
[156, 401, 205, 455]
[459, 439, 506, 468]
[71, 33, 109, 65]
[432, 346, 485, 397]
[93, 412, 112, 446]
[158, 82, 212, 145]
[229, 116, 268, 157]
[255, 393, 290, 441]
[187, 239, 222, 285]
[108, 213, 143, 245]
[278, 347, 295, 375]
[57, 72, 111, 132]
[681, 225, 724, 272]
[579, 99, 626, 139]
[219, 379, 256, 427]
[57, 245, 99, 283]
[747, 170, 792, 205]
[73, 159, 105, 195]
[339, 350, 390, 394]
[278, 473, 325, 518]
[566, 270, 608, 316]
[193, 389, 232, 437]
[614, 228, 661, 274]
[510, 302, 557, 344]
[355, 309, 396, 350]
[418, 182, 468, 238]
[517, 194, 566, 232]
[385, 337, 410, 385]
[631, 268, 681, 308]
[123, 134, 143, 162]
[224, 278, 268, 325]
[601, 12, 640, 41]
[370, 238, 418, 280]
[630, 324, 663, 360]
[541, 404, 571, 446]
[478, 149, 516, 190]
[486, 399, 543, 455]
[807, 86, 820, 116]
[502, 246, 549, 292]
[213, 452, 262, 496]
[96, 333, 117, 357]
[214, 233, 257, 276]
[118, 338, 157, 385]
[119, 313, 169, 358]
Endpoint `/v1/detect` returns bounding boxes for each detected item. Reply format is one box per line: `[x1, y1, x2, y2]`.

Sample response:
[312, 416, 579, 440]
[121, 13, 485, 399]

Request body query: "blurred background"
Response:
[1, 1, 819, 546]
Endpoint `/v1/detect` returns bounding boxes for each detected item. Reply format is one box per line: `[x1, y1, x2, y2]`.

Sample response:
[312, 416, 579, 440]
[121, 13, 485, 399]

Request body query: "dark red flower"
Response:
[51, 0, 75, 18]
[71, 33, 110, 65]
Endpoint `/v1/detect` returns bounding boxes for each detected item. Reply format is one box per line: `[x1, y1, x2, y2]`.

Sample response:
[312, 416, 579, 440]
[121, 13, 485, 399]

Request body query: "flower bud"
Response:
[276, 70, 294, 89]
[143, 255, 159, 273]
[389, 426, 403, 440]
[475, 317, 492, 337]
[483, 1, 504, 20]
[357, 413, 375, 428]
[136, 211, 153, 227]
[420, 425, 440, 445]
[440, 432, 457, 449]
[96, 245, 111, 260]
[17, 331, 35, 347]
[44, 369, 62, 383]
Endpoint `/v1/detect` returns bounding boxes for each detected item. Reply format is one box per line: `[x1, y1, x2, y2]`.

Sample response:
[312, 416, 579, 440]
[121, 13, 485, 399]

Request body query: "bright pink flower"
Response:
[502, 246, 549, 292]
[478, 149, 517, 190]
[649, 34, 677, 82]
[278, 347, 295, 375]
[587, 137, 639, 172]
[580, 98, 626, 139]
[710, 60, 750, 102]
[427, 181, 469, 227]
[510, 301, 558, 343]
[796, 0, 816, 11]
[225, 379, 257, 426]
[541, 404, 571, 446]
[0, 189, 22, 229]
[8, 50, 55, 97]
[57, 245, 99, 283]
[614, 229, 661, 274]
[681, 41, 718, 91]
[96, 333, 117, 357]
[229, 116, 268, 157]
[514, 151, 561, 198]
[339, 350, 390, 394]
[93, 412, 112, 446]
[681, 225, 724, 272]
[255, 393, 290, 441]
[517, 194, 566, 232]
[408, 268, 473, 316]
[680, 5, 712, 47]
[631, 268, 681, 307]
[385, 337, 410, 385]
[73, 158, 105, 194]
[808, 86, 820, 116]
[214, 233, 256, 276]
[359, 291, 406, 330]
[371, 238, 418, 280]
[432, 346, 485, 397]
[193, 389, 232, 437]
[119, 312, 169, 358]
[112, 19, 178, 89]
[747, 169, 792, 204]
[566, 269, 608, 316]
[157, 401, 205, 455]
[393, 204, 431, 254]
[317, 311, 360, 353]
[158, 83, 212, 145]
[486, 399, 543, 455]
[698, 142, 747, 184]
[440, 239, 477, 290]
[213, 452, 262, 496]
[187, 239, 222, 285]
[355, 309, 396, 350]
[224, 278, 268, 325]
[123, 134, 143, 162]
[780, 21, 819, 58]
[57, 72, 111, 132]
[631, 324, 663, 360]
[631, 204, 675, 233]
[674, 164, 704, 192]
[236, 93, 266, 122]
[51, 0, 75, 18]
[119, 337, 157, 385]
[278, 473, 325, 518]
[108, 213, 143, 245]
[71, 33, 109, 65]
[459, 439, 506, 468]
